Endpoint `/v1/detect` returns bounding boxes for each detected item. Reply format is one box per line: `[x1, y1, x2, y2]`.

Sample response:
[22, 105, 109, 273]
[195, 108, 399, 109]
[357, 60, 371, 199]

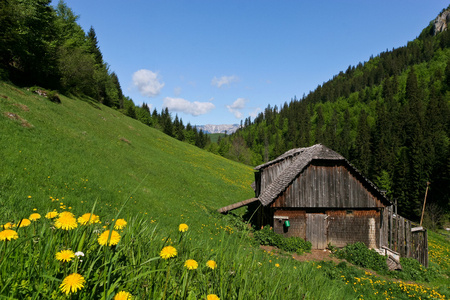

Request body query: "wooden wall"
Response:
[381, 206, 428, 267]
[270, 163, 384, 209]
[271, 209, 380, 250]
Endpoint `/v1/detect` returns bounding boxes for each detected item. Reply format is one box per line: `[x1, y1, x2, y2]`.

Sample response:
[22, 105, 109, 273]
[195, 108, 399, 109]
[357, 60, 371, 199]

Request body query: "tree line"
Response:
[212, 16, 450, 222]
[0, 0, 209, 149]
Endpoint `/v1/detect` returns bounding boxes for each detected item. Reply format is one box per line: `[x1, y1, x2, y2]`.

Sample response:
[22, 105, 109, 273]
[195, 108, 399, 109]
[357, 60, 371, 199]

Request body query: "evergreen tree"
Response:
[353, 109, 371, 176]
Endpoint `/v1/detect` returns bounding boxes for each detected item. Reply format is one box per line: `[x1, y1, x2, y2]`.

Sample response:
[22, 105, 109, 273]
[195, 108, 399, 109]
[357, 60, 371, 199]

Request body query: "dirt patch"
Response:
[260, 245, 342, 263]
[13, 103, 29, 111]
[119, 137, 131, 144]
[4, 112, 33, 128]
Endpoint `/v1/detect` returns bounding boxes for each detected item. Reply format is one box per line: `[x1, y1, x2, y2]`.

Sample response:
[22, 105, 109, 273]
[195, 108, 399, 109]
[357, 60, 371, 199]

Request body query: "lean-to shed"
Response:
[220, 144, 392, 250]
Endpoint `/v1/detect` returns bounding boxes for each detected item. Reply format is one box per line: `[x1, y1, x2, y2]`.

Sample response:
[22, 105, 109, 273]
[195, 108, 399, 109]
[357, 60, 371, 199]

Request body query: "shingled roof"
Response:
[256, 144, 391, 206]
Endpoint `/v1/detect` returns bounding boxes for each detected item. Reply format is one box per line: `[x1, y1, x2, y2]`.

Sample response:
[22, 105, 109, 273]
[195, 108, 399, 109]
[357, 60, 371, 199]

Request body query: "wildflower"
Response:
[55, 214, 78, 230]
[29, 213, 41, 221]
[59, 211, 74, 218]
[98, 230, 121, 246]
[275, 263, 280, 267]
[18, 219, 31, 227]
[74, 251, 85, 257]
[184, 259, 198, 270]
[179, 223, 188, 232]
[77, 213, 100, 225]
[206, 260, 217, 270]
[45, 211, 58, 219]
[60, 273, 85, 295]
[207, 294, 220, 300]
[159, 246, 177, 259]
[56, 250, 75, 262]
[0, 229, 19, 241]
[114, 218, 127, 230]
[114, 291, 132, 300]
[4, 222, 15, 229]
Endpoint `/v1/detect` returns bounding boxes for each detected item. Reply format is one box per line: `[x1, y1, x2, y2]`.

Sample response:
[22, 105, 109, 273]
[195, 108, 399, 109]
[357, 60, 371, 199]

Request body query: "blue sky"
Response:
[55, 0, 449, 126]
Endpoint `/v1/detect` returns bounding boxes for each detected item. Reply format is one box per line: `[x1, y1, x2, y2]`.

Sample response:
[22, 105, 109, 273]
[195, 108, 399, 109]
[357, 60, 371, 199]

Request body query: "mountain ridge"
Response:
[196, 123, 239, 134]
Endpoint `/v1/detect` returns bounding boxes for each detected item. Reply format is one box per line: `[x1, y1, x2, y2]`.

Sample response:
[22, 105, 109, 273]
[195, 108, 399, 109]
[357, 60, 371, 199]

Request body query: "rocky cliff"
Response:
[433, 9, 450, 35]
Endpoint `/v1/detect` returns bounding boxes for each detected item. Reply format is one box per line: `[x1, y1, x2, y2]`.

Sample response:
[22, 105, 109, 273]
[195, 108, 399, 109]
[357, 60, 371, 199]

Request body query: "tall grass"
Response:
[1, 82, 449, 299]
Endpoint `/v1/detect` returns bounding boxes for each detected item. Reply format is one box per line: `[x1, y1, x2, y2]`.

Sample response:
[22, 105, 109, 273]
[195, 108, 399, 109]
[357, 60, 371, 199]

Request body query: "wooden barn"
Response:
[219, 144, 428, 266]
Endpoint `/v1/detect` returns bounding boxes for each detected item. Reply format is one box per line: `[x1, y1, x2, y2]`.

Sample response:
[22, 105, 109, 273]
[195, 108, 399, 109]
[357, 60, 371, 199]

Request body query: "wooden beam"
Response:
[217, 198, 259, 214]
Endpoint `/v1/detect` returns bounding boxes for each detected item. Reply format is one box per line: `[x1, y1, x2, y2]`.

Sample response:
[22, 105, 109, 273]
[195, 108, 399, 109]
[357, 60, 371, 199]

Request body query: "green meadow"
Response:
[0, 82, 449, 299]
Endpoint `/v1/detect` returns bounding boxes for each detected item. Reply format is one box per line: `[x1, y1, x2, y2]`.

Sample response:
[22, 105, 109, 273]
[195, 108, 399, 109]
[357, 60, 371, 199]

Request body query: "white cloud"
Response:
[132, 69, 164, 97]
[249, 107, 261, 119]
[226, 97, 248, 119]
[211, 75, 239, 88]
[162, 97, 215, 116]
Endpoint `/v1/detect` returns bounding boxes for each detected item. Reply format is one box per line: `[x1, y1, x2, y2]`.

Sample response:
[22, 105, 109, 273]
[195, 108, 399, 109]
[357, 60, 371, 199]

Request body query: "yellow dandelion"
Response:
[206, 260, 217, 270]
[159, 246, 177, 259]
[77, 213, 100, 225]
[179, 223, 188, 232]
[18, 219, 31, 227]
[59, 211, 74, 218]
[55, 214, 78, 230]
[29, 213, 41, 221]
[60, 273, 85, 295]
[114, 291, 132, 300]
[275, 263, 280, 267]
[114, 218, 127, 230]
[45, 211, 58, 219]
[4, 222, 15, 229]
[0, 229, 19, 241]
[56, 250, 75, 262]
[98, 230, 121, 246]
[207, 294, 220, 300]
[184, 259, 198, 270]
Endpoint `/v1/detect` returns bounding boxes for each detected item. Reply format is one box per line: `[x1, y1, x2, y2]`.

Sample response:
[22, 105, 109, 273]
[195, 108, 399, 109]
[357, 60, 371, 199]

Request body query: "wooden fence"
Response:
[381, 206, 428, 267]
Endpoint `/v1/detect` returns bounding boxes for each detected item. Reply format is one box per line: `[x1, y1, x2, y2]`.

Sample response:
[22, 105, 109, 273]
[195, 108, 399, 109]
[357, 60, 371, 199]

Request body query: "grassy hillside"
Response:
[0, 82, 254, 226]
[0, 82, 449, 299]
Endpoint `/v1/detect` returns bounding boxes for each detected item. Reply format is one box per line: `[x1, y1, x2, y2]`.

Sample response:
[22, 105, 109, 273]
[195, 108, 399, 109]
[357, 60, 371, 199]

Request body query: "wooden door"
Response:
[306, 213, 327, 249]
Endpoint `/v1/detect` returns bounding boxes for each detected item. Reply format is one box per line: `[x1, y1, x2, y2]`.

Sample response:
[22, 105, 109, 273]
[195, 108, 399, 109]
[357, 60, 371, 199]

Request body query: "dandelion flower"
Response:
[207, 294, 220, 300]
[45, 211, 58, 219]
[60, 273, 85, 295]
[29, 213, 41, 221]
[114, 218, 127, 230]
[18, 219, 31, 227]
[59, 211, 75, 218]
[184, 259, 198, 270]
[0, 229, 19, 241]
[159, 246, 177, 259]
[114, 291, 132, 300]
[275, 263, 280, 267]
[3, 222, 15, 229]
[98, 230, 121, 246]
[56, 250, 75, 262]
[77, 213, 100, 225]
[179, 223, 188, 232]
[55, 214, 78, 230]
[206, 260, 217, 270]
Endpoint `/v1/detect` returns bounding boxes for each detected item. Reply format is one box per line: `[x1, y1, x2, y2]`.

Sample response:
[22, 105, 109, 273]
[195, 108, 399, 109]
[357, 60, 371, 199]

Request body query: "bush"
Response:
[253, 225, 311, 255]
[333, 242, 388, 273]
[47, 90, 61, 103]
[390, 257, 439, 282]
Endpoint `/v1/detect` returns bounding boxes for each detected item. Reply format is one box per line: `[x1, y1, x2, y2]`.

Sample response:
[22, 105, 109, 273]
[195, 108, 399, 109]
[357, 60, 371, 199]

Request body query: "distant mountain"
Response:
[196, 124, 240, 134]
